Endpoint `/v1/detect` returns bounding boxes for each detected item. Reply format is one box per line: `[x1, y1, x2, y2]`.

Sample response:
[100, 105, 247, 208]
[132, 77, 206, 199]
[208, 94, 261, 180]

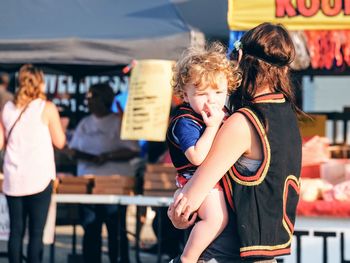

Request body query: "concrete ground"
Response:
[0, 206, 171, 263]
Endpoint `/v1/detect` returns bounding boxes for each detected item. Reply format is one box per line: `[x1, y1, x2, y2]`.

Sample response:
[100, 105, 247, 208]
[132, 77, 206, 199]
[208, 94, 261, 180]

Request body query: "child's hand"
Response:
[201, 102, 225, 128]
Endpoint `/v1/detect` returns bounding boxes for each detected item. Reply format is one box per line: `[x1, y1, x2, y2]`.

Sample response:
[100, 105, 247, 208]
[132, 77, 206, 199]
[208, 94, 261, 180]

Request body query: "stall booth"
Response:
[0, 0, 204, 123]
[228, 1, 350, 262]
[0, 0, 205, 166]
[0, 0, 205, 262]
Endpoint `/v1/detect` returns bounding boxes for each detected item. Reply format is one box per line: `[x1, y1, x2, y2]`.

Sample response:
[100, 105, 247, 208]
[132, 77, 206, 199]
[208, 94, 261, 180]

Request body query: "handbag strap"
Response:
[4, 103, 30, 151]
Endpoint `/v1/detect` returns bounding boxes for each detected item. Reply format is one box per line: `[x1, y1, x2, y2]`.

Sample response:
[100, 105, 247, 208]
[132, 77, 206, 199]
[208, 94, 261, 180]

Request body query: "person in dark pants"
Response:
[80, 205, 129, 263]
[143, 141, 185, 258]
[150, 207, 185, 258]
[0, 64, 66, 263]
[6, 183, 52, 263]
[69, 83, 140, 263]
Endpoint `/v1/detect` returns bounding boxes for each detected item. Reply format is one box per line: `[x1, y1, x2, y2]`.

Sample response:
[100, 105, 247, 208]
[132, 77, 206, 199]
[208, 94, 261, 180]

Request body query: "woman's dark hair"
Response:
[229, 23, 302, 125]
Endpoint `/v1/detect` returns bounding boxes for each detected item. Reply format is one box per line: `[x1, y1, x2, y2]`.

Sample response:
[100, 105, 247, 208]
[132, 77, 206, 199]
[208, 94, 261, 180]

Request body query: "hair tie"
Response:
[243, 47, 288, 67]
[234, 41, 242, 52]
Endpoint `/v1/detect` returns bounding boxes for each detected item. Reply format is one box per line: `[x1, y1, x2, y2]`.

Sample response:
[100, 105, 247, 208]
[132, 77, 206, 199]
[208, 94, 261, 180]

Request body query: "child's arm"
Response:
[185, 103, 224, 165]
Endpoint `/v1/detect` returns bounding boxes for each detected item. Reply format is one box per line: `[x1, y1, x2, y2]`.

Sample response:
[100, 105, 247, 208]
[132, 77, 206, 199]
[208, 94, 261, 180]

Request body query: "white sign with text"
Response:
[279, 217, 350, 263]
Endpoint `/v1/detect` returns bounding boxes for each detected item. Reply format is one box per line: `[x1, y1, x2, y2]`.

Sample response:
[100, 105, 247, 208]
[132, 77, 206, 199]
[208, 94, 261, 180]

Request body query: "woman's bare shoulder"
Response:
[44, 100, 56, 109]
[222, 112, 251, 133]
[43, 101, 59, 115]
[42, 101, 60, 124]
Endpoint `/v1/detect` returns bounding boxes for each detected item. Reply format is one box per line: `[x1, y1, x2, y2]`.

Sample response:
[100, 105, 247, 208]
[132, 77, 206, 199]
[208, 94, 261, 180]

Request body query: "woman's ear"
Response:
[238, 49, 243, 63]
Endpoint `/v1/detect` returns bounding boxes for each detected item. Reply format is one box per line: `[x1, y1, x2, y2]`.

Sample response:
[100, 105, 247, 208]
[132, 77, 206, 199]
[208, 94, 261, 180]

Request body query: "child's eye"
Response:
[216, 91, 225, 94]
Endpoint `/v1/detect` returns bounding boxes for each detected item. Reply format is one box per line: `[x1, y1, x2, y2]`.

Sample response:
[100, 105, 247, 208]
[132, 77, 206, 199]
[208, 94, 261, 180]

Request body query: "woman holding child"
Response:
[168, 22, 303, 263]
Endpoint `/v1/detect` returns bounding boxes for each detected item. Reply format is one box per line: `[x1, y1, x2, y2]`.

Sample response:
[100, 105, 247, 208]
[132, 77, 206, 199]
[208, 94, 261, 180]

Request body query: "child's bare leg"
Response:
[180, 189, 228, 263]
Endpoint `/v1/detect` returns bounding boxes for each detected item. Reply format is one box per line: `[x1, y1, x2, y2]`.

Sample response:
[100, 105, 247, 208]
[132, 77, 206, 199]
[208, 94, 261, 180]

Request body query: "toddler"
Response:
[167, 42, 241, 263]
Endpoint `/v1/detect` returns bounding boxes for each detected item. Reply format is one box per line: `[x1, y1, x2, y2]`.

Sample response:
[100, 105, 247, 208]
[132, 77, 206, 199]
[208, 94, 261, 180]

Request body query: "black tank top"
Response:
[200, 93, 301, 262]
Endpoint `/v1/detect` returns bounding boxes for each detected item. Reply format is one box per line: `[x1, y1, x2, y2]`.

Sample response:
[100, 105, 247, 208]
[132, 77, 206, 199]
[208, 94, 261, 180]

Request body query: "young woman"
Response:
[168, 23, 302, 263]
[0, 64, 66, 263]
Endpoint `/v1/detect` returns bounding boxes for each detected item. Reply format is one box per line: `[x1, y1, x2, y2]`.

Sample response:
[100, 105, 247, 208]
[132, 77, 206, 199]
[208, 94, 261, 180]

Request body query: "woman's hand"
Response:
[167, 193, 198, 229]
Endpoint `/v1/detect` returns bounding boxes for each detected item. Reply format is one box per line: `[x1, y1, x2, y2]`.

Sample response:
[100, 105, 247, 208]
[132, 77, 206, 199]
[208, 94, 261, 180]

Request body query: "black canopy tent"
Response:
[0, 0, 204, 76]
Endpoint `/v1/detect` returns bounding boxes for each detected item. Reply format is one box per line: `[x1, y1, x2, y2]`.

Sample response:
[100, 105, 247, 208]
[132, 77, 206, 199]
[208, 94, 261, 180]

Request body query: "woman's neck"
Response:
[254, 87, 274, 98]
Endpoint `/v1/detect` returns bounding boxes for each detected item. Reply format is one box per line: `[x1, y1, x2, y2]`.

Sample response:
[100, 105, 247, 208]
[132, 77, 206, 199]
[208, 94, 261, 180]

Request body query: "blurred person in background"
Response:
[141, 95, 185, 259]
[68, 83, 140, 263]
[141, 141, 185, 259]
[0, 64, 66, 263]
[0, 72, 13, 111]
[0, 72, 14, 172]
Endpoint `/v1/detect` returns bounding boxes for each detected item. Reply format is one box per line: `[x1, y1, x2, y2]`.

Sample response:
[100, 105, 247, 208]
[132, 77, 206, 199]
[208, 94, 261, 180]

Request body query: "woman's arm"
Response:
[43, 101, 66, 149]
[179, 113, 252, 213]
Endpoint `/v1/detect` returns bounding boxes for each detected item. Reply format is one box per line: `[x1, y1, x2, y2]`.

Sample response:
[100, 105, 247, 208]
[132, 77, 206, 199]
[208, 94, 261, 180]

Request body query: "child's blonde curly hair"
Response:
[172, 42, 241, 100]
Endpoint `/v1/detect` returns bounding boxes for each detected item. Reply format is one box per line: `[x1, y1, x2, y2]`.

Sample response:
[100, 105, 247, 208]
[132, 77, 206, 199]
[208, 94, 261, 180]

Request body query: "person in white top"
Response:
[0, 64, 66, 263]
[69, 83, 139, 263]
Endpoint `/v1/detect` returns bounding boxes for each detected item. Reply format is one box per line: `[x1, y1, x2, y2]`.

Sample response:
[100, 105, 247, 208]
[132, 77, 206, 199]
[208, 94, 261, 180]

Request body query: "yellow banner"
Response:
[121, 60, 174, 142]
[228, 0, 350, 30]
